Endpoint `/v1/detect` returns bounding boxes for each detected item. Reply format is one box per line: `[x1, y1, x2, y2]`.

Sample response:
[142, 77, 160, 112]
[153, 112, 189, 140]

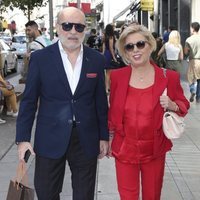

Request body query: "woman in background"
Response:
[158, 30, 183, 72]
[108, 25, 189, 200]
[102, 24, 117, 93]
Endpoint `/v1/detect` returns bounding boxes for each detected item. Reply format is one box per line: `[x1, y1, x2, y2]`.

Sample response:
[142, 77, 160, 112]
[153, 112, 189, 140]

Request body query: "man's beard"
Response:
[59, 34, 85, 50]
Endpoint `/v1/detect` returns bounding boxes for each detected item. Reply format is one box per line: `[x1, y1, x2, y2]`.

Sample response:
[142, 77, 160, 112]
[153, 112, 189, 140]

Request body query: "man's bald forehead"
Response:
[57, 7, 85, 22]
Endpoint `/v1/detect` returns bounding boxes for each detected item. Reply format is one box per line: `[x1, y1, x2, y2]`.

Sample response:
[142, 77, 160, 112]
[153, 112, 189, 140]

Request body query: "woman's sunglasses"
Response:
[60, 22, 86, 33]
[124, 41, 148, 52]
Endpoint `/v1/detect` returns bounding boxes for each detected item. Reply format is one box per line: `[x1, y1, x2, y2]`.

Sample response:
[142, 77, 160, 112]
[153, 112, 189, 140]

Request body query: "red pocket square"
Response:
[86, 73, 97, 78]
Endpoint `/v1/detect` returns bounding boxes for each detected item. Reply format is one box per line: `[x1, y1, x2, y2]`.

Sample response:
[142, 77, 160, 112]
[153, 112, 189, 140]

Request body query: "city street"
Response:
[0, 60, 200, 199]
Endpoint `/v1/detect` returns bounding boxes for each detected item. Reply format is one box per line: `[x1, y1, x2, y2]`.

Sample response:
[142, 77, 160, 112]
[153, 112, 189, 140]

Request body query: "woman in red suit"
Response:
[108, 24, 190, 200]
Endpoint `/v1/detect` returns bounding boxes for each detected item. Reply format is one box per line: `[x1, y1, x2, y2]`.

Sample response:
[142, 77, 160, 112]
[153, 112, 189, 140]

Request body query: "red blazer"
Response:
[108, 63, 190, 158]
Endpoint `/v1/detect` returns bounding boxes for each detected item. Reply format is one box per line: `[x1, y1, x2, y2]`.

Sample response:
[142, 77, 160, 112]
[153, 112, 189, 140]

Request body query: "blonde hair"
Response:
[168, 30, 181, 46]
[116, 24, 156, 64]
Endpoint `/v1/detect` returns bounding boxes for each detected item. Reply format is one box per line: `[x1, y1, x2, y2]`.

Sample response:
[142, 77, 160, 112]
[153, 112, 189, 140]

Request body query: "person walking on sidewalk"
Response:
[20, 20, 52, 83]
[108, 25, 190, 200]
[158, 30, 184, 73]
[16, 7, 109, 200]
[184, 22, 200, 103]
[102, 24, 118, 94]
[25, 20, 52, 52]
[0, 74, 18, 117]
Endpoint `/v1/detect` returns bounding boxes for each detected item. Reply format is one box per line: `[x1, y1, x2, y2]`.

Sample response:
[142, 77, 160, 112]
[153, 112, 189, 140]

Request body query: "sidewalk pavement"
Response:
[0, 79, 200, 199]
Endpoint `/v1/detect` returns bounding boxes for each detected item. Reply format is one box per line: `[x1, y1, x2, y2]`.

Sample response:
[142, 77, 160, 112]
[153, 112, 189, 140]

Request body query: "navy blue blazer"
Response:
[16, 42, 109, 159]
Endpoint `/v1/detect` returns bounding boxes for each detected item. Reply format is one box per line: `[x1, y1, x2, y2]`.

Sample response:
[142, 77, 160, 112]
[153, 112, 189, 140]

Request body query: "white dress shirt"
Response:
[58, 40, 83, 94]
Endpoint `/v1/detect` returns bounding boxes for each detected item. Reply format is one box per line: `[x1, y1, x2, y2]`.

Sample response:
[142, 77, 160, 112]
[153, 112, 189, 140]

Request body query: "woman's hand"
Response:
[107, 134, 114, 158]
[160, 95, 179, 112]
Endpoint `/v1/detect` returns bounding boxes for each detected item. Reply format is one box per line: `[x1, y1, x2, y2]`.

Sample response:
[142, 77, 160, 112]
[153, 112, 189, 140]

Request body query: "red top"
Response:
[117, 85, 154, 164]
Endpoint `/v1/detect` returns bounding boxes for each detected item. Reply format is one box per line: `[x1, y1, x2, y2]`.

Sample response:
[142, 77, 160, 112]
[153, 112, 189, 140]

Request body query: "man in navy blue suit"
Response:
[16, 7, 109, 200]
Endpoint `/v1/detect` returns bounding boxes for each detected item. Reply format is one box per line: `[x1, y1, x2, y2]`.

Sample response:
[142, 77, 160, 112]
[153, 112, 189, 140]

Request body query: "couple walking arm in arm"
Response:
[16, 8, 189, 200]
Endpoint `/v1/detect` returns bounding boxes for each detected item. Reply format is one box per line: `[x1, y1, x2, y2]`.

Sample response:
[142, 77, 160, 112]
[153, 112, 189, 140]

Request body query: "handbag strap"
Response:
[162, 67, 167, 78]
[162, 68, 167, 96]
[162, 88, 167, 96]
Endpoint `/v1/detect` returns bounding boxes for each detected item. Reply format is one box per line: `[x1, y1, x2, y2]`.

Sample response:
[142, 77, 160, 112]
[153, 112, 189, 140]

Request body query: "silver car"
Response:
[0, 39, 18, 77]
[11, 34, 27, 58]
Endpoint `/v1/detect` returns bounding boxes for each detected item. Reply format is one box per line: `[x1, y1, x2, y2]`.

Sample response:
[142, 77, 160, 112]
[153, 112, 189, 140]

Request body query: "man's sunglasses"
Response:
[124, 41, 148, 52]
[60, 22, 86, 33]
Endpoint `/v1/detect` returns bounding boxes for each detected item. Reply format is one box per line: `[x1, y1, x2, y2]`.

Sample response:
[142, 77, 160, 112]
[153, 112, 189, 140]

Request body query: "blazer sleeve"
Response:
[95, 55, 109, 141]
[108, 70, 125, 135]
[108, 72, 116, 134]
[167, 71, 190, 117]
[16, 52, 40, 142]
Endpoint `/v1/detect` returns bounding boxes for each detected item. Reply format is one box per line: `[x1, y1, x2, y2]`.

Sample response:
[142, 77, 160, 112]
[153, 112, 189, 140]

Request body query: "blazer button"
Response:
[68, 119, 73, 124]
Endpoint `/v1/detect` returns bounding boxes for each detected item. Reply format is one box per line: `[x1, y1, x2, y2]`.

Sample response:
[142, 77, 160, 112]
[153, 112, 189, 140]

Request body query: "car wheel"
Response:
[11, 59, 18, 73]
[3, 62, 8, 77]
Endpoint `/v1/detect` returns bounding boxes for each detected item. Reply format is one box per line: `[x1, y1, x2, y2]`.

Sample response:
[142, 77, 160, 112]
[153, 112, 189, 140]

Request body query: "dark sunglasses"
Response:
[124, 41, 148, 52]
[60, 22, 86, 33]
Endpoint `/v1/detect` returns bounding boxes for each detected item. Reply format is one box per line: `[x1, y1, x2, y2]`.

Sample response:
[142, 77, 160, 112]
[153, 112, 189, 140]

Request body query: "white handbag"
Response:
[162, 88, 185, 139]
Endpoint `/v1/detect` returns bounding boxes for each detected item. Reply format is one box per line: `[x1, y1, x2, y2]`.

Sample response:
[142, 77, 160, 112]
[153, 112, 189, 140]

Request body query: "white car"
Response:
[0, 39, 18, 77]
[11, 35, 27, 58]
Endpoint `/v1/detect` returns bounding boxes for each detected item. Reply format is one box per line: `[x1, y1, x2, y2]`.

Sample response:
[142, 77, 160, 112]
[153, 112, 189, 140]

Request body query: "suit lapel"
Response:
[115, 66, 132, 122]
[74, 47, 90, 96]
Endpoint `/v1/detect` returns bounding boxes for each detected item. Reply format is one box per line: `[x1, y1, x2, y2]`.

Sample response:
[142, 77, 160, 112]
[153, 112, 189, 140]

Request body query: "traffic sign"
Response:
[141, 0, 154, 11]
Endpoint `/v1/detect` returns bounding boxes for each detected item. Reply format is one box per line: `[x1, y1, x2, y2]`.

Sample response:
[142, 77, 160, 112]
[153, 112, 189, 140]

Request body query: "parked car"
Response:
[0, 39, 18, 77]
[11, 34, 27, 58]
[0, 35, 12, 46]
[0, 32, 12, 46]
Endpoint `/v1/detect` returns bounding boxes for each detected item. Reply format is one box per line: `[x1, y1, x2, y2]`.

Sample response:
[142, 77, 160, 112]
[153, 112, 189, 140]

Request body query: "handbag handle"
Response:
[162, 88, 167, 96]
[14, 161, 29, 187]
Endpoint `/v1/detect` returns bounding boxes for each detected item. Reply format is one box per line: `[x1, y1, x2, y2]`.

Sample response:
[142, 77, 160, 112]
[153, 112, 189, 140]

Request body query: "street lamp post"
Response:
[49, 0, 54, 40]
[77, 0, 81, 9]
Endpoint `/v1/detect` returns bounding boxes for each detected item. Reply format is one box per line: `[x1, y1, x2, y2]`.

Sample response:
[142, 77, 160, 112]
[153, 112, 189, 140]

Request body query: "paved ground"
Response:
[0, 62, 200, 199]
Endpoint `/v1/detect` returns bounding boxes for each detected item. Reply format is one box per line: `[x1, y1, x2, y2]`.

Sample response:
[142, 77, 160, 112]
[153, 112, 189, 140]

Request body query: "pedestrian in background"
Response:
[0, 74, 18, 117]
[86, 28, 102, 51]
[20, 20, 52, 83]
[16, 7, 109, 200]
[102, 24, 118, 93]
[0, 117, 6, 124]
[151, 32, 164, 67]
[162, 25, 175, 43]
[25, 21, 52, 52]
[158, 30, 183, 72]
[184, 22, 200, 103]
[0, 89, 6, 124]
[108, 24, 189, 200]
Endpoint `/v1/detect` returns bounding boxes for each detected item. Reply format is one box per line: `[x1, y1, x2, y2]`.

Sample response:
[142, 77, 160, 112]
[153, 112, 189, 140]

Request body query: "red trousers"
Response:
[115, 155, 166, 200]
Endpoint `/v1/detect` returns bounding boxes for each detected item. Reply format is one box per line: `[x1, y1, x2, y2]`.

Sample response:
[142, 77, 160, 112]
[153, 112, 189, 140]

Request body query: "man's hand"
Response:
[107, 137, 113, 158]
[98, 140, 108, 159]
[17, 142, 35, 162]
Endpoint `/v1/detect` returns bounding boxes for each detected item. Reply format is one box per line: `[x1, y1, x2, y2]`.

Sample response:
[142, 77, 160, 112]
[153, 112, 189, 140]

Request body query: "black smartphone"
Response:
[24, 150, 31, 163]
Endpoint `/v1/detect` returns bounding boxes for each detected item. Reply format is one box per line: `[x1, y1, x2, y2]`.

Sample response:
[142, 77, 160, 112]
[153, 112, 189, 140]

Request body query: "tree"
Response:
[0, 0, 48, 20]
